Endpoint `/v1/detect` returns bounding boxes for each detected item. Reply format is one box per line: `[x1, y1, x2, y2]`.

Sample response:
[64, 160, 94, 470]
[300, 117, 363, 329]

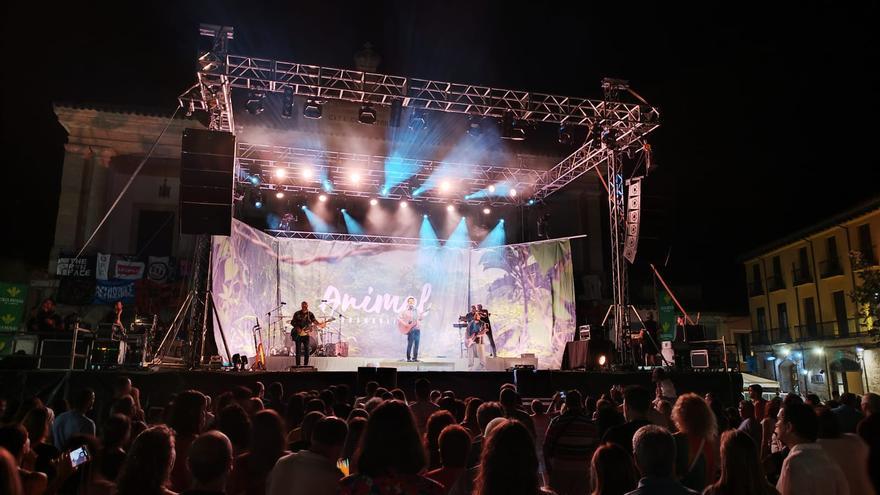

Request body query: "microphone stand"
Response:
[267, 303, 286, 353]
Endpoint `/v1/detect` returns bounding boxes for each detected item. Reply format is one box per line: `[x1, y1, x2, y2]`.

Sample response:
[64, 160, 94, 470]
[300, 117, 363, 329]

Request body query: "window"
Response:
[803, 297, 818, 338]
[827, 236, 839, 262]
[772, 256, 783, 279]
[857, 224, 876, 264]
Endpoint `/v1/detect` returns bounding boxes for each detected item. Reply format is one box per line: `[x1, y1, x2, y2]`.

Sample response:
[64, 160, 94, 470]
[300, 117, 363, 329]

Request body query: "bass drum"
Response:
[308, 335, 319, 355]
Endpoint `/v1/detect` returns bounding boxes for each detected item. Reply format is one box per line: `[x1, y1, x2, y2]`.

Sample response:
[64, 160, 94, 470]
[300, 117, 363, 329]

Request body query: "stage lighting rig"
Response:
[245, 90, 265, 115]
[409, 109, 427, 131]
[501, 111, 525, 141]
[281, 87, 295, 118]
[303, 99, 323, 119]
[558, 123, 573, 145]
[467, 116, 483, 136]
[358, 104, 377, 124]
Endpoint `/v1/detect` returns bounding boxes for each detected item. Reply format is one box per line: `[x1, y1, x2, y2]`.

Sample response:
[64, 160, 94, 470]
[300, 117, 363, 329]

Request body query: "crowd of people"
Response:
[0, 372, 877, 495]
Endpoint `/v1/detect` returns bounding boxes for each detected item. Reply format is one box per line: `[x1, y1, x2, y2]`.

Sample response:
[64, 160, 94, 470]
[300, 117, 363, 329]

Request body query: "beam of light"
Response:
[465, 181, 515, 200]
[342, 210, 364, 234]
[266, 213, 281, 230]
[445, 217, 470, 248]
[319, 167, 333, 192]
[303, 206, 332, 233]
[480, 219, 506, 247]
[382, 155, 419, 196]
[419, 215, 440, 248]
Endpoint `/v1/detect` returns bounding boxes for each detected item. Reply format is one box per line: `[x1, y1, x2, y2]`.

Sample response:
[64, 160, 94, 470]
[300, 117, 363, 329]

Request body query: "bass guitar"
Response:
[466, 322, 489, 347]
[294, 317, 336, 337]
[397, 305, 431, 334]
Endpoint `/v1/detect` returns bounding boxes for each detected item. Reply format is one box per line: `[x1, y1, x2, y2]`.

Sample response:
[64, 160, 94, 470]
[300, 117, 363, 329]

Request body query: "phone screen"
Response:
[559, 391, 566, 400]
[69, 445, 90, 467]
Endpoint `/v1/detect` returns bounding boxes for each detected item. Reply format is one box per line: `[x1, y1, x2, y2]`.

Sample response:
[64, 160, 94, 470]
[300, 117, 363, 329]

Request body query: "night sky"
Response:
[3, 2, 878, 312]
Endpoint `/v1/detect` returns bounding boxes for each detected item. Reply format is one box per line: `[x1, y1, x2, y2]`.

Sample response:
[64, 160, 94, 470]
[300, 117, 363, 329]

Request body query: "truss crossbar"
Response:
[267, 230, 478, 248]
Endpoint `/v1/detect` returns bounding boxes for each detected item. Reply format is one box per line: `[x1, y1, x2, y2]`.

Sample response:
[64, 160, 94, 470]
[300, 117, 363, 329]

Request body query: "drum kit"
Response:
[265, 305, 347, 358]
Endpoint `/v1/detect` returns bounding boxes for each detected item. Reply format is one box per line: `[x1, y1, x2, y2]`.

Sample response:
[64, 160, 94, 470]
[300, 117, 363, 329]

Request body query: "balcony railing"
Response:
[748, 280, 764, 297]
[792, 267, 813, 285]
[751, 318, 876, 345]
[854, 247, 878, 267]
[819, 258, 844, 278]
[766, 275, 786, 292]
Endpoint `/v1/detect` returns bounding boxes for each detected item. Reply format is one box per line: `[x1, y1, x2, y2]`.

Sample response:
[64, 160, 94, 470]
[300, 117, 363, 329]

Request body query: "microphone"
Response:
[280, 302, 286, 305]
[321, 299, 328, 302]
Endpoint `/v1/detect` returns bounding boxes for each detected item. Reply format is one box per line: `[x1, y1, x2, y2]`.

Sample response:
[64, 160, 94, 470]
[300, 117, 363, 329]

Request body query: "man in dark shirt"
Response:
[290, 301, 318, 367]
[28, 298, 62, 333]
[602, 385, 654, 453]
[475, 304, 497, 357]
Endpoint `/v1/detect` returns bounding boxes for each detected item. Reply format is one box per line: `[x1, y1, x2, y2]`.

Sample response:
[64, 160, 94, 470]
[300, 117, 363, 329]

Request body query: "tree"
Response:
[849, 251, 880, 333]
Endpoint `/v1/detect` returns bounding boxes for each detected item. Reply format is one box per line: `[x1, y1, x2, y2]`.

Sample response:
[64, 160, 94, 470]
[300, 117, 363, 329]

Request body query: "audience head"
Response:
[476, 401, 505, 433]
[22, 406, 50, 445]
[815, 407, 841, 439]
[766, 397, 782, 422]
[391, 388, 407, 403]
[102, 413, 132, 449]
[426, 410, 456, 451]
[341, 417, 367, 461]
[73, 388, 96, 413]
[310, 416, 348, 461]
[334, 384, 350, 405]
[623, 385, 652, 421]
[712, 429, 772, 494]
[776, 402, 819, 447]
[531, 399, 547, 415]
[251, 381, 265, 398]
[748, 384, 763, 401]
[475, 419, 540, 495]
[739, 400, 755, 420]
[0, 447, 23, 495]
[804, 393, 822, 407]
[285, 394, 305, 429]
[430, 390, 442, 404]
[217, 404, 252, 453]
[305, 398, 326, 414]
[187, 431, 233, 489]
[111, 395, 136, 417]
[414, 378, 431, 401]
[117, 425, 176, 495]
[356, 400, 426, 477]
[267, 381, 283, 400]
[251, 409, 287, 458]
[632, 425, 676, 478]
[299, 411, 326, 446]
[498, 388, 519, 410]
[347, 408, 369, 423]
[365, 381, 379, 398]
[319, 390, 335, 412]
[465, 398, 484, 423]
[590, 442, 639, 495]
[438, 425, 471, 469]
[781, 393, 804, 408]
[564, 389, 584, 413]
[114, 376, 133, 398]
[0, 424, 28, 461]
[672, 393, 717, 440]
[168, 389, 207, 437]
[839, 392, 860, 410]
[863, 392, 880, 416]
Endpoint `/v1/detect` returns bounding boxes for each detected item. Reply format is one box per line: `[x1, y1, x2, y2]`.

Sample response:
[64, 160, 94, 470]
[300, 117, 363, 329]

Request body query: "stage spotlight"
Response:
[501, 110, 525, 141]
[276, 191, 284, 199]
[409, 110, 427, 131]
[527, 199, 535, 206]
[358, 104, 377, 125]
[302, 168, 313, 179]
[446, 204, 455, 212]
[400, 200, 408, 208]
[369, 198, 378, 206]
[423, 214, 428, 219]
[440, 180, 451, 192]
[281, 87, 295, 118]
[389, 99, 403, 127]
[255, 200, 263, 209]
[598, 354, 607, 366]
[482, 207, 491, 215]
[509, 188, 518, 197]
[275, 168, 287, 179]
[303, 99, 323, 119]
[350, 172, 361, 184]
[245, 90, 265, 115]
[558, 123, 572, 145]
[467, 116, 483, 136]
[318, 194, 328, 202]
[248, 175, 260, 186]
[488, 185, 496, 193]
[341, 208, 347, 213]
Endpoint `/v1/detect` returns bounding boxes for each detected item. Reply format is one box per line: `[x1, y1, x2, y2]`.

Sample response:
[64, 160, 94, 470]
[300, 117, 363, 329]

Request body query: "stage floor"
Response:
[266, 355, 540, 372]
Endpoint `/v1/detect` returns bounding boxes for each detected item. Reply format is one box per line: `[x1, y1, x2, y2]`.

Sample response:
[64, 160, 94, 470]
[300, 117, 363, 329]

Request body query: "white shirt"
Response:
[267, 450, 342, 495]
[818, 435, 875, 495]
[776, 443, 850, 495]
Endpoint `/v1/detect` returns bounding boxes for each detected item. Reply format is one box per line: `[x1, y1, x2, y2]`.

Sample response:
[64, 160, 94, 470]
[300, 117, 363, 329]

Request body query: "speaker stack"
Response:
[180, 129, 236, 236]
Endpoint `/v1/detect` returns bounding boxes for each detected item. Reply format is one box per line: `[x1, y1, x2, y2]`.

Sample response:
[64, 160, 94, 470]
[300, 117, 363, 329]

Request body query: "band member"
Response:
[102, 300, 128, 340]
[27, 298, 62, 332]
[399, 296, 423, 362]
[640, 312, 660, 366]
[290, 301, 319, 367]
[475, 304, 497, 358]
[468, 311, 487, 369]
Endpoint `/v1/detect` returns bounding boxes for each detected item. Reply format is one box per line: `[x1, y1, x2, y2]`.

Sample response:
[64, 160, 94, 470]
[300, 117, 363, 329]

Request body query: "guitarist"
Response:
[476, 304, 497, 358]
[467, 311, 487, 369]
[399, 296, 424, 362]
[291, 301, 319, 367]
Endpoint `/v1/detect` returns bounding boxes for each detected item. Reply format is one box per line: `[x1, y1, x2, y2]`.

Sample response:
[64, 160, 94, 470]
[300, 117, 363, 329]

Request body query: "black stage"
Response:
[0, 368, 743, 409]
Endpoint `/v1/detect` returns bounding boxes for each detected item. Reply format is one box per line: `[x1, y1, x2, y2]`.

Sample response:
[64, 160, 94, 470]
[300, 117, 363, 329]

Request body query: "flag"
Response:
[657, 286, 676, 342]
[147, 256, 170, 282]
[96, 253, 111, 280]
[115, 260, 145, 280]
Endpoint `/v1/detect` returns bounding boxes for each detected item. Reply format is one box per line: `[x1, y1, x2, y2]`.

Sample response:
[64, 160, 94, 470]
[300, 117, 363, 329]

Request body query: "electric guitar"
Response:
[251, 323, 266, 371]
[294, 317, 336, 337]
[467, 322, 489, 347]
[397, 306, 431, 334]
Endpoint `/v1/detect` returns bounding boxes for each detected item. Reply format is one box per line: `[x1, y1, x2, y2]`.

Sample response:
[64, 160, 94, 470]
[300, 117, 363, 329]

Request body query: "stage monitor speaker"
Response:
[690, 349, 709, 369]
[180, 128, 236, 236]
[357, 366, 397, 393]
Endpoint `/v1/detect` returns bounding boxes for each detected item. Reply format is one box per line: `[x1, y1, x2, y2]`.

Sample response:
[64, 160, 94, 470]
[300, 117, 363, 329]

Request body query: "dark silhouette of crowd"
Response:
[0, 376, 877, 495]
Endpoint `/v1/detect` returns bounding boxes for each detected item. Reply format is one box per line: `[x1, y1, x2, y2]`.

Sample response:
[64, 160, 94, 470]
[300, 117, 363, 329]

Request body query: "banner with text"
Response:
[0, 282, 28, 331]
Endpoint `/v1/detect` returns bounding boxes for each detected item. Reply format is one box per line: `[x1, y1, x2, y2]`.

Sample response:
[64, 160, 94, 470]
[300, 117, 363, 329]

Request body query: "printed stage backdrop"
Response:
[213, 220, 575, 367]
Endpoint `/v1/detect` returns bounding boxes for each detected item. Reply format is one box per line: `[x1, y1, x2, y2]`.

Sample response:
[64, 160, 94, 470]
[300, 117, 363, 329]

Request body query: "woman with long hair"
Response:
[703, 429, 777, 495]
[340, 417, 367, 467]
[474, 419, 552, 495]
[462, 398, 483, 437]
[339, 400, 443, 495]
[425, 410, 456, 470]
[759, 398, 782, 460]
[21, 406, 59, 480]
[228, 410, 288, 495]
[589, 443, 638, 495]
[671, 393, 718, 492]
[115, 425, 176, 495]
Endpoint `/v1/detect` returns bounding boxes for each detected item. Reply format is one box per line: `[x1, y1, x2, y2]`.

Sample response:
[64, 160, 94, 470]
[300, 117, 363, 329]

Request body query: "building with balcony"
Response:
[743, 196, 880, 400]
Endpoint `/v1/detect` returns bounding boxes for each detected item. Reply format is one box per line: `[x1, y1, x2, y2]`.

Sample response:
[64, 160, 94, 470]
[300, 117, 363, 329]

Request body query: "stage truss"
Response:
[267, 229, 478, 248]
[179, 25, 662, 366]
